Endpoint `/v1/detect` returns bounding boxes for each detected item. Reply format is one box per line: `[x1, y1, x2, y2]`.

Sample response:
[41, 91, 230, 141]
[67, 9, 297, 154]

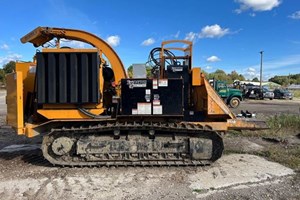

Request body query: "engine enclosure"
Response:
[36, 51, 100, 104]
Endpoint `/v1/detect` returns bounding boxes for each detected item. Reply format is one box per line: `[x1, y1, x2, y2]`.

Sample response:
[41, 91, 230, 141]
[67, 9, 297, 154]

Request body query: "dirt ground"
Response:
[0, 90, 299, 200]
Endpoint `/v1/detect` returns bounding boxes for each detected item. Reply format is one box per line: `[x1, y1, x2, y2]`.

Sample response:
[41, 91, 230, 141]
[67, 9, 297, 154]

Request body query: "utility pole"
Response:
[259, 51, 264, 90]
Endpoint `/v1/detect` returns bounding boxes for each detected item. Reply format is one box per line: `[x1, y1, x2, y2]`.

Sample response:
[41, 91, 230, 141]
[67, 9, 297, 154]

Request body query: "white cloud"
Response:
[141, 38, 155, 46]
[235, 0, 281, 13]
[44, 39, 93, 49]
[106, 35, 120, 47]
[199, 24, 230, 38]
[247, 67, 256, 72]
[60, 40, 90, 48]
[184, 32, 197, 41]
[205, 66, 213, 70]
[249, 13, 256, 17]
[248, 54, 300, 71]
[263, 73, 273, 80]
[242, 54, 300, 80]
[207, 56, 221, 62]
[174, 31, 180, 38]
[288, 11, 300, 19]
[242, 67, 260, 80]
[0, 44, 9, 50]
[0, 54, 22, 66]
[242, 68, 272, 81]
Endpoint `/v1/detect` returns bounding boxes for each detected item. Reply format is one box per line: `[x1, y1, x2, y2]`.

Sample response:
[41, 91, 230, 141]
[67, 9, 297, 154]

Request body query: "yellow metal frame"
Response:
[6, 72, 24, 135]
[191, 68, 202, 86]
[15, 62, 36, 107]
[159, 40, 192, 79]
[18, 26, 129, 121]
[37, 108, 105, 119]
[21, 26, 127, 84]
[42, 48, 98, 53]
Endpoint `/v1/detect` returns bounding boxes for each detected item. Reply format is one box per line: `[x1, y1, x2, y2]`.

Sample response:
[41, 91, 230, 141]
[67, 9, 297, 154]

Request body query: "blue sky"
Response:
[0, 0, 299, 80]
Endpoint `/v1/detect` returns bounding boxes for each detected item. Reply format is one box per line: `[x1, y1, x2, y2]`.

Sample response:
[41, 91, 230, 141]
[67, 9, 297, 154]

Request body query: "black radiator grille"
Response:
[36, 52, 99, 104]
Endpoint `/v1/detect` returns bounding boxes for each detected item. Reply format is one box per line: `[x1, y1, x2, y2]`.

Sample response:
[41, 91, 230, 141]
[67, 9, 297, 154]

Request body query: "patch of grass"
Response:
[224, 145, 300, 170]
[267, 114, 300, 130]
[229, 114, 300, 138]
[223, 149, 241, 155]
[226, 114, 300, 170]
[263, 145, 300, 170]
[292, 90, 300, 98]
[193, 189, 206, 193]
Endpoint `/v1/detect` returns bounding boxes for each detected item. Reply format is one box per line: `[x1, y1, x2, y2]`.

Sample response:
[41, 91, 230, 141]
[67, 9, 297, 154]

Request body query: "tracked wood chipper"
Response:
[6, 27, 267, 166]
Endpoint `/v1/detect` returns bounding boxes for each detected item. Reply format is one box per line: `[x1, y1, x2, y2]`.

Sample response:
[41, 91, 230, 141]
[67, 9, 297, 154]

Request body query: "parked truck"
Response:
[210, 80, 243, 108]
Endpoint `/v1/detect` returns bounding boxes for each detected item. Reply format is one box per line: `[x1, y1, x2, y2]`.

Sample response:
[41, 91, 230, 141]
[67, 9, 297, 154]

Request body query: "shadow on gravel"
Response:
[0, 149, 52, 167]
[22, 150, 52, 167]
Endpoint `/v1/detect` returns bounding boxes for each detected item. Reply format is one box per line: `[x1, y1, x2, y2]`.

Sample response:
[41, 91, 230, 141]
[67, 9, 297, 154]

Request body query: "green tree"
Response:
[290, 74, 300, 84]
[3, 61, 16, 74]
[269, 75, 290, 86]
[238, 74, 245, 81]
[252, 77, 259, 82]
[229, 70, 240, 81]
[0, 69, 5, 83]
[215, 69, 226, 74]
[281, 77, 289, 86]
[127, 65, 133, 78]
[227, 70, 245, 83]
[209, 69, 230, 82]
[201, 69, 209, 79]
[127, 65, 152, 78]
[146, 66, 152, 77]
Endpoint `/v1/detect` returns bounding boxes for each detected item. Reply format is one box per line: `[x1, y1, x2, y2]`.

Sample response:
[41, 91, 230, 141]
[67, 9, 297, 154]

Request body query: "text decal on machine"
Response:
[127, 80, 147, 89]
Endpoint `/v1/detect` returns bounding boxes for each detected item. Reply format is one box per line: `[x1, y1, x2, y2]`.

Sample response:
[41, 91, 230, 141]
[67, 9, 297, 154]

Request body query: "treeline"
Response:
[206, 71, 300, 86]
[203, 69, 245, 84]
[127, 66, 246, 84]
[2, 61, 297, 87]
[0, 61, 15, 83]
[268, 74, 300, 86]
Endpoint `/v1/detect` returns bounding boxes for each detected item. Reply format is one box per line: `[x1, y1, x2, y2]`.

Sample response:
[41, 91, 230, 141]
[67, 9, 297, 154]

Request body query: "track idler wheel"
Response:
[51, 137, 74, 156]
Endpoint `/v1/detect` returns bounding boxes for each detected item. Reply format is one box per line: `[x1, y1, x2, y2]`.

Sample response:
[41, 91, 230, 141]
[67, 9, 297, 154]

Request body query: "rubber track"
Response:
[42, 122, 224, 167]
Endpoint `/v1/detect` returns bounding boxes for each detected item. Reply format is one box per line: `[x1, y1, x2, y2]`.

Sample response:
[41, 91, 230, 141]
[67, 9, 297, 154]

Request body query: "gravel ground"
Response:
[232, 98, 300, 115]
[0, 147, 298, 200]
[0, 90, 300, 199]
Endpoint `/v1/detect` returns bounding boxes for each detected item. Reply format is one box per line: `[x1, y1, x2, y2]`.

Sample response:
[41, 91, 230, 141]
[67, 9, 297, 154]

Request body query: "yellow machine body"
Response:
[6, 71, 24, 134]
[5, 27, 268, 166]
[6, 27, 266, 136]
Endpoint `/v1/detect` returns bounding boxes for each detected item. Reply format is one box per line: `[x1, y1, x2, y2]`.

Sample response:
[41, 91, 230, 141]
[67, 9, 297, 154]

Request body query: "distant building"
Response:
[234, 80, 281, 88]
[288, 84, 300, 90]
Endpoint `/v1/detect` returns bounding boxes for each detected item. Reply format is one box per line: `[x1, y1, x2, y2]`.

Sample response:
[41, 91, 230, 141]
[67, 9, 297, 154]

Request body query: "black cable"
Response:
[148, 47, 177, 77]
[148, 48, 177, 67]
[78, 107, 109, 119]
